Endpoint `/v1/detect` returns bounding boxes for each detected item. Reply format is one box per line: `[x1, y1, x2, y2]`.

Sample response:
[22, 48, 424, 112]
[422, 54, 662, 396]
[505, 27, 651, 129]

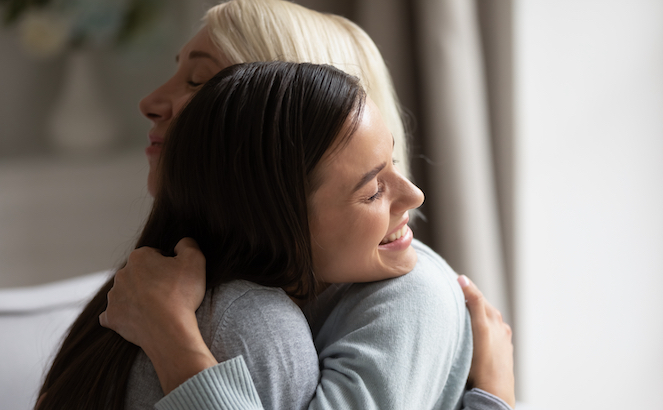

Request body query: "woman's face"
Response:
[140, 28, 227, 195]
[308, 98, 425, 283]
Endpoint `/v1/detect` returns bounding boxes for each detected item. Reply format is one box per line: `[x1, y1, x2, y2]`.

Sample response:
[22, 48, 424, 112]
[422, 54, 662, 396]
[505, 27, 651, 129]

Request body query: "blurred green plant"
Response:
[0, 0, 163, 58]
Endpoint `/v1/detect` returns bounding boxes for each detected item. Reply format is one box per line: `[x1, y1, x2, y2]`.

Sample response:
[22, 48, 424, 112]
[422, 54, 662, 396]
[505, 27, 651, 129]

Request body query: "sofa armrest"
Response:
[0, 271, 110, 410]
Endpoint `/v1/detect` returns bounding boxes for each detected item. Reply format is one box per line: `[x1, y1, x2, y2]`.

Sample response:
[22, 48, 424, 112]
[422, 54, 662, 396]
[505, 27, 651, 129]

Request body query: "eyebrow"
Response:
[352, 162, 387, 193]
[175, 51, 222, 65]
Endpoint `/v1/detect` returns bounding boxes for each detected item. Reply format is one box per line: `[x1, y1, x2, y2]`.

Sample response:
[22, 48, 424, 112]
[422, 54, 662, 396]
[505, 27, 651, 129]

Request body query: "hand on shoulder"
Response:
[99, 238, 215, 394]
[458, 275, 515, 409]
[99, 237, 206, 347]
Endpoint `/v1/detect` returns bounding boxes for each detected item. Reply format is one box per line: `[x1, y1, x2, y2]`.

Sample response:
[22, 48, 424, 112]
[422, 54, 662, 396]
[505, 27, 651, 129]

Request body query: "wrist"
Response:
[474, 383, 515, 409]
[141, 311, 218, 394]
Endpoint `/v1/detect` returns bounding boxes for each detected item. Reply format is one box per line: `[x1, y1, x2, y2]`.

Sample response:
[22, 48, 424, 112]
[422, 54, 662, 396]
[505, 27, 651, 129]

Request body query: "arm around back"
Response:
[205, 283, 319, 410]
[155, 240, 512, 410]
[305, 239, 472, 409]
[144, 281, 319, 410]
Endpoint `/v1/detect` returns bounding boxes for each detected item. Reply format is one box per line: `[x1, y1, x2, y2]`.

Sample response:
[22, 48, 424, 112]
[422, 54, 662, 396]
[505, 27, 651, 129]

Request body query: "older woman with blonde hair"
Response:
[38, 1, 515, 409]
[143, 0, 409, 197]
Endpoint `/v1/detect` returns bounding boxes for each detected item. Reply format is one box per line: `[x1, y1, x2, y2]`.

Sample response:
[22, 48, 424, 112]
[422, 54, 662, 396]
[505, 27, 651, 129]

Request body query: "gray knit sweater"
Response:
[128, 240, 511, 410]
[125, 282, 319, 410]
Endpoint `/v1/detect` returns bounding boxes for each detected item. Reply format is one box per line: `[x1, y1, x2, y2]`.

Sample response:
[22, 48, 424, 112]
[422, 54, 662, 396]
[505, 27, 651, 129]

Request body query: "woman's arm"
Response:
[102, 239, 319, 409]
[101, 239, 514, 410]
[458, 275, 515, 409]
[302, 245, 471, 409]
[200, 283, 319, 409]
[100, 238, 215, 395]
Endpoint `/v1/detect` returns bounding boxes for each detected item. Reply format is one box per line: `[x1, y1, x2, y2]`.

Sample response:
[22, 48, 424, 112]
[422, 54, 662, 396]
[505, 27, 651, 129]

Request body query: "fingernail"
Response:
[458, 275, 470, 288]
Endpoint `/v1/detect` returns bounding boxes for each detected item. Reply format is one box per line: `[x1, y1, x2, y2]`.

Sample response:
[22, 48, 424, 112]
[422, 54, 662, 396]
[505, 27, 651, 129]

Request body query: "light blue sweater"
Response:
[153, 240, 511, 410]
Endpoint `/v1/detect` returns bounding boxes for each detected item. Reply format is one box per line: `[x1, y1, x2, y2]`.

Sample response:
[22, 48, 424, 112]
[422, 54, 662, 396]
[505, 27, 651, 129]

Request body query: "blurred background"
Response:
[1, 0, 661, 409]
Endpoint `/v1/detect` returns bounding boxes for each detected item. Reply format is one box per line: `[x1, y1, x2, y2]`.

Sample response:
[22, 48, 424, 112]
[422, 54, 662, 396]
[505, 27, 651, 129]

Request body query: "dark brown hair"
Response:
[37, 61, 365, 409]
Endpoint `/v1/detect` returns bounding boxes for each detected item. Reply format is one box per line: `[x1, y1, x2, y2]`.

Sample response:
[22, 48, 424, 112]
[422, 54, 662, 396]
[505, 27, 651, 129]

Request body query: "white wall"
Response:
[514, 1, 663, 408]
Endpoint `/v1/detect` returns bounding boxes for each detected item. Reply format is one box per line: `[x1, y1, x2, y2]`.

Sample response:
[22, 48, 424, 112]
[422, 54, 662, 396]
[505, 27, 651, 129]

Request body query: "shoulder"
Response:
[198, 280, 308, 351]
[307, 240, 472, 409]
[367, 239, 459, 296]
[203, 279, 294, 312]
[330, 239, 464, 323]
[200, 280, 319, 410]
[310, 239, 468, 353]
[410, 238, 458, 288]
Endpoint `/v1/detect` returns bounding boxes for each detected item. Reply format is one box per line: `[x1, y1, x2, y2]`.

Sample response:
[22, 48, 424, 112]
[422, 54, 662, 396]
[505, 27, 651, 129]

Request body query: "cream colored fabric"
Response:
[0, 271, 109, 410]
[412, 0, 509, 318]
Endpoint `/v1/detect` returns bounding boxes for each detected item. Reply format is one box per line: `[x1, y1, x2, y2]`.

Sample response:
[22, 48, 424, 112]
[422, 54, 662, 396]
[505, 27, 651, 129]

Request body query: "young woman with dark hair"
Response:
[37, 61, 368, 409]
[38, 61, 513, 410]
[36, 0, 515, 408]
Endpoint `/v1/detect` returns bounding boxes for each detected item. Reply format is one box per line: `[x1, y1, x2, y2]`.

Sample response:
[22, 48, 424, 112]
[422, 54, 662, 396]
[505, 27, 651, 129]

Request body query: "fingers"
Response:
[99, 311, 108, 328]
[174, 237, 202, 257]
[458, 275, 488, 323]
[126, 246, 159, 268]
[36, 392, 47, 409]
[460, 275, 515, 407]
[99, 274, 122, 331]
[99, 281, 116, 329]
[174, 238, 206, 279]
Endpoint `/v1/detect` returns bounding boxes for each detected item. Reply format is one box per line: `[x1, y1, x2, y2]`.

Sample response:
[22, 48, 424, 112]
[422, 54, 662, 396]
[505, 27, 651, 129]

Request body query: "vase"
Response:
[0, 29, 66, 158]
[48, 50, 118, 156]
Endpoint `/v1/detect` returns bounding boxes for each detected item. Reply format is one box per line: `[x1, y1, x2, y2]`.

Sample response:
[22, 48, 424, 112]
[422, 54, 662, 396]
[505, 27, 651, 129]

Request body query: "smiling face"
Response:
[308, 98, 425, 283]
[140, 28, 228, 195]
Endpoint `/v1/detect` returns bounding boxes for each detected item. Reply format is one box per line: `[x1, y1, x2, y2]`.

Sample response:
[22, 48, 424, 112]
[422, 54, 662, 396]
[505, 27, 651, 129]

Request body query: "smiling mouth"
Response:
[380, 225, 408, 244]
[145, 141, 163, 158]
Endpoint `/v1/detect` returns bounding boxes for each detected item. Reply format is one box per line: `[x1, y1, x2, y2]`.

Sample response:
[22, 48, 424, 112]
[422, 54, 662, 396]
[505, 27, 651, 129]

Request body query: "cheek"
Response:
[310, 205, 388, 282]
[147, 170, 158, 197]
[173, 94, 194, 118]
[309, 206, 352, 276]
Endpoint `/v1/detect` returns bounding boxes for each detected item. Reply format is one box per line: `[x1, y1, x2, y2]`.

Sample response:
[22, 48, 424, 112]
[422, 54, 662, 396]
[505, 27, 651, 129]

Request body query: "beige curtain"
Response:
[297, 0, 514, 320]
[410, 0, 513, 320]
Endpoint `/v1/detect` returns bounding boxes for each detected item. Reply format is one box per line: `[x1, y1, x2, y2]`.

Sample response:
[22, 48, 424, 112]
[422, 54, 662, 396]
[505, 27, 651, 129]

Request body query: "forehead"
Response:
[315, 99, 392, 191]
[178, 28, 222, 62]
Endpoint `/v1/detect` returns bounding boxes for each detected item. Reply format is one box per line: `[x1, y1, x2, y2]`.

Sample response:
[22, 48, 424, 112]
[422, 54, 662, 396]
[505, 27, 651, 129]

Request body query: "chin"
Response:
[147, 172, 157, 197]
[381, 246, 418, 277]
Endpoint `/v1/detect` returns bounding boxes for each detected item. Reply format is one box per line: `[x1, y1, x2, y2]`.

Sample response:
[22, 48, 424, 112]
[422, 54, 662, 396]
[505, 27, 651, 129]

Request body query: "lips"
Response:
[378, 225, 413, 251]
[380, 224, 408, 244]
[378, 214, 413, 250]
[145, 134, 164, 159]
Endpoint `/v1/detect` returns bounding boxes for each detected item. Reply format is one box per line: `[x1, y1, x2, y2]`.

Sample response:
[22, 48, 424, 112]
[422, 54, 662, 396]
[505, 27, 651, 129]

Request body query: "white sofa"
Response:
[0, 271, 537, 410]
[0, 271, 110, 410]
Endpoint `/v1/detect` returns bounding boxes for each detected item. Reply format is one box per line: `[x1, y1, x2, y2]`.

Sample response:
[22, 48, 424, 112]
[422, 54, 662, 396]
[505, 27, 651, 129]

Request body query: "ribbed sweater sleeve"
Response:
[156, 361, 512, 410]
[155, 356, 262, 410]
[154, 241, 513, 410]
[464, 388, 513, 410]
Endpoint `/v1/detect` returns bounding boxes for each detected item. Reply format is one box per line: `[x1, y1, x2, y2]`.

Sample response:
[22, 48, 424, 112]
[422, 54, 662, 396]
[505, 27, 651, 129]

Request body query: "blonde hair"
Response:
[203, 0, 410, 177]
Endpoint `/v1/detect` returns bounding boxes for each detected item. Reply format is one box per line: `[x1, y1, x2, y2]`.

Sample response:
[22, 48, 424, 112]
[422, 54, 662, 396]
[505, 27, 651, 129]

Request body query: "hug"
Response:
[36, 1, 514, 409]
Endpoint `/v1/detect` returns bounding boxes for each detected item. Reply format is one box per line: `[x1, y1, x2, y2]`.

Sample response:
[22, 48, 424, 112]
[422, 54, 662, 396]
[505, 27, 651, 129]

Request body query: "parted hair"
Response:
[204, 0, 410, 178]
[36, 61, 365, 410]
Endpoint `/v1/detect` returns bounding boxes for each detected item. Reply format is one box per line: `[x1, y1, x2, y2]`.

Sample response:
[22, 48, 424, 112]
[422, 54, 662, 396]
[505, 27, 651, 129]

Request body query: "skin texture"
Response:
[102, 98, 428, 395]
[99, 239, 212, 394]
[309, 99, 424, 283]
[100, 243, 516, 406]
[102, 23, 515, 406]
[458, 275, 515, 409]
[140, 28, 227, 196]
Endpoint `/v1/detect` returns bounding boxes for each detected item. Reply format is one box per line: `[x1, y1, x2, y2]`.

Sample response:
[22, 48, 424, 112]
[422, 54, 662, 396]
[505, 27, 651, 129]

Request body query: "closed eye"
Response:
[368, 184, 384, 202]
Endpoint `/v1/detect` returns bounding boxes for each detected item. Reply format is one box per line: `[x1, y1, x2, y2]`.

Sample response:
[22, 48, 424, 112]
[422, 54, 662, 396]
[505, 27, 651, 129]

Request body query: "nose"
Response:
[139, 81, 174, 123]
[392, 174, 425, 214]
